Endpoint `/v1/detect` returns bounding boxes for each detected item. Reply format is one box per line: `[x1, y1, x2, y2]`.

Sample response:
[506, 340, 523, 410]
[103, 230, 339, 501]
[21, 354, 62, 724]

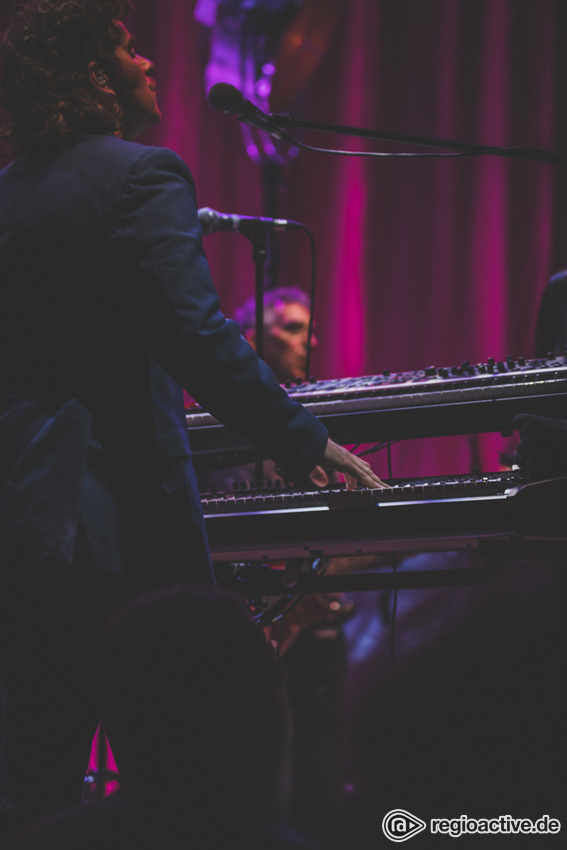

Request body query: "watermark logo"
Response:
[382, 810, 561, 841]
[430, 814, 561, 837]
[382, 809, 427, 842]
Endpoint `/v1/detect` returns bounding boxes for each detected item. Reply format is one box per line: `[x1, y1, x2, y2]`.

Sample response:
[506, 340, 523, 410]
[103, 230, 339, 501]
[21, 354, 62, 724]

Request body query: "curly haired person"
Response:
[0, 0, 383, 829]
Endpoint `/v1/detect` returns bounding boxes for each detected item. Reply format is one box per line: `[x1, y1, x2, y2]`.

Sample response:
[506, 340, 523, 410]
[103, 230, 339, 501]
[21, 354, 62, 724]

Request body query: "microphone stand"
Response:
[244, 227, 268, 487]
[247, 231, 266, 363]
[269, 114, 567, 164]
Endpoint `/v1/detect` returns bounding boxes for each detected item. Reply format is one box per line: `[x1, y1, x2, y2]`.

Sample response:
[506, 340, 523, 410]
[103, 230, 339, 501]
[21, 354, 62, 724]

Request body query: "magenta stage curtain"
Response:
[2, 0, 566, 478]
[129, 0, 567, 478]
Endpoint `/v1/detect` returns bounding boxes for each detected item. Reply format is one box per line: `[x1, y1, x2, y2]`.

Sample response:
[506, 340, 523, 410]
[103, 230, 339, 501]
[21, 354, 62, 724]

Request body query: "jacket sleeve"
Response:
[110, 146, 328, 481]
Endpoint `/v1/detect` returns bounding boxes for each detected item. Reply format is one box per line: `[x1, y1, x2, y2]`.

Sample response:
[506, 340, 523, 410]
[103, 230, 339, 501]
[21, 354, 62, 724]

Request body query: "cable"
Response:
[389, 555, 399, 683]
[303, 226, 316, 380]
[289, 138, 567, 163]
[354, 440, 401, 457]
[292, 139, 510, 159]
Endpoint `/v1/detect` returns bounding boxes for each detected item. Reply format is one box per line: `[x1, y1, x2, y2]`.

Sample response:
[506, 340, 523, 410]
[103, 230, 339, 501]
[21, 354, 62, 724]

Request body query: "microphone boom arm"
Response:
[269, 113, 567, 164]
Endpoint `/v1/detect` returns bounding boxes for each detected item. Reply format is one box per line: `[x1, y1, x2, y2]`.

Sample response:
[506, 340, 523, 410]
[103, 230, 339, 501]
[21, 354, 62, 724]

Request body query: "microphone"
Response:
[208, 83, 290, 141]
[198, 207, 304, 235]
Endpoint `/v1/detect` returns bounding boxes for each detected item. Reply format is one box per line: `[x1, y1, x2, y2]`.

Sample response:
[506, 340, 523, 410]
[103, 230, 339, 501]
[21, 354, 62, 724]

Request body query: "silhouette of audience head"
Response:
[99, 584, 287, 820]
[534, 268, 567, 356]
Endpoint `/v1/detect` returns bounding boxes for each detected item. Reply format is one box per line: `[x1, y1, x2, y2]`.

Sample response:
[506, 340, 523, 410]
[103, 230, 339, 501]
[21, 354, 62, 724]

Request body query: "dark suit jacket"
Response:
[0, 135, 327, 584]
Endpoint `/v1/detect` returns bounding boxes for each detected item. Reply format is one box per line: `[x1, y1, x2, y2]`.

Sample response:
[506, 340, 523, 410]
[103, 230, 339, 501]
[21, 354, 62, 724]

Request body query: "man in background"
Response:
[235, 287, 317, 383]
[197, 286, 319, 492]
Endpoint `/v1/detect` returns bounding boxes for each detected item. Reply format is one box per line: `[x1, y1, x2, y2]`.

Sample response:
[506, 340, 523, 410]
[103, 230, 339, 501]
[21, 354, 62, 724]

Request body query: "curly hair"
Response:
[0, 0, 131, 156]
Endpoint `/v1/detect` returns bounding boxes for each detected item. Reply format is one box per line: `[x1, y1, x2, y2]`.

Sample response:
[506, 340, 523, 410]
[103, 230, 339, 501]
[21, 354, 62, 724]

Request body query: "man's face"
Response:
[112, 21, 161, 139]
[260, 301, 318, 382]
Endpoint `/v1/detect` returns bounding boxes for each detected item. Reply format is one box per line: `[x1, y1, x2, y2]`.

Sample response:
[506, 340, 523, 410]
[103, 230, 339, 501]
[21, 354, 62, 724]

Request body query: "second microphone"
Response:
[198, 207, 304, 236]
